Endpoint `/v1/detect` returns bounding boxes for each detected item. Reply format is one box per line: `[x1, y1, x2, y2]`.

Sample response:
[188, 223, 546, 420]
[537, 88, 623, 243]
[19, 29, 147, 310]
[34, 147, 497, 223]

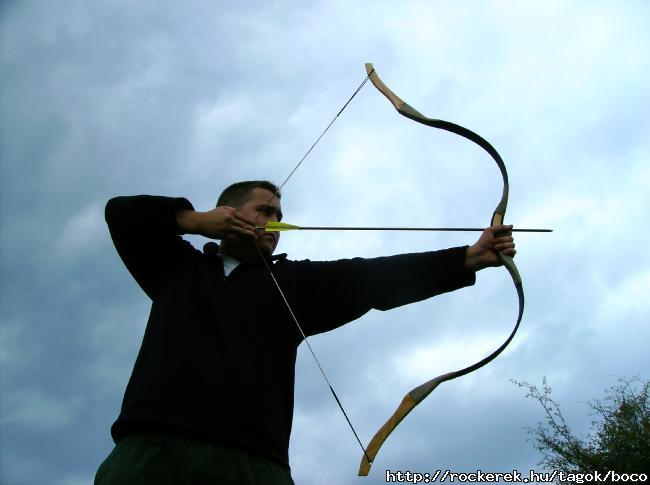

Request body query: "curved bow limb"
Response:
[359, 64, 525, 476]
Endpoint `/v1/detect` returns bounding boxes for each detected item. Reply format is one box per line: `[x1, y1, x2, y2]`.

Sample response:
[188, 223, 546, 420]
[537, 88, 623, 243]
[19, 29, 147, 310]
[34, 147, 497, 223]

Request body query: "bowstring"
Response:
[252, 71, 373, 463]
[273, 72, 372, 197]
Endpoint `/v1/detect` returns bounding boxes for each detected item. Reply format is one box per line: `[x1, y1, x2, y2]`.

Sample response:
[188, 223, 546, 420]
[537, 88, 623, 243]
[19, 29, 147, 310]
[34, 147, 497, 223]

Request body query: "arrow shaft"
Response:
[261, 225, 552, 232]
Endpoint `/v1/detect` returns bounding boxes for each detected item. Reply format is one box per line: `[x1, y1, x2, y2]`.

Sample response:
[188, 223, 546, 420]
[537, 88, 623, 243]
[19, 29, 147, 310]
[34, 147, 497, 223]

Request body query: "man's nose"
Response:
[257, 214, 277, 229]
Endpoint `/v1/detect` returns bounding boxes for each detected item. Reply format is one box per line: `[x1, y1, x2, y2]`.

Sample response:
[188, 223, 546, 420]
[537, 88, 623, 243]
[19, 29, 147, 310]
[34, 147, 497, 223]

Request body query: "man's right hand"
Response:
[176, 207, 258, 242]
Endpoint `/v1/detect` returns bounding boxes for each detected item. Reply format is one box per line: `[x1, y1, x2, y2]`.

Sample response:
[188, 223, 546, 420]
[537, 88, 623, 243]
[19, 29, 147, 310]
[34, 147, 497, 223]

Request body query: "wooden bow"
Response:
[357, 64, 525, 476]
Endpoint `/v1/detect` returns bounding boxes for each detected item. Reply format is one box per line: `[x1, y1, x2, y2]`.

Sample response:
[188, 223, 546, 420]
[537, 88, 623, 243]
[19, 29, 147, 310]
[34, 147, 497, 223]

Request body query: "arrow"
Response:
[256, 221, 552, 232]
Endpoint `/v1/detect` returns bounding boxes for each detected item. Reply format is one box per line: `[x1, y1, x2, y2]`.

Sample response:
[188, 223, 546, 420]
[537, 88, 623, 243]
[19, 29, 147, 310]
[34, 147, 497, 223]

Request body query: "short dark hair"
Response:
[216, 180, 281, 208]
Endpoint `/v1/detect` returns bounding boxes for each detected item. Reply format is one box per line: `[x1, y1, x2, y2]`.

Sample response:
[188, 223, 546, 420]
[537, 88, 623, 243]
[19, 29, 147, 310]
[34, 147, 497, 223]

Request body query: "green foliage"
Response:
[512, 377, 650, 476]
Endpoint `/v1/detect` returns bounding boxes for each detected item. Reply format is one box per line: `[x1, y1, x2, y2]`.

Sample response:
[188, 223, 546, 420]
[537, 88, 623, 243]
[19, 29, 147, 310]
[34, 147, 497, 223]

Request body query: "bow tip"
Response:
[358, 457, 372, 476]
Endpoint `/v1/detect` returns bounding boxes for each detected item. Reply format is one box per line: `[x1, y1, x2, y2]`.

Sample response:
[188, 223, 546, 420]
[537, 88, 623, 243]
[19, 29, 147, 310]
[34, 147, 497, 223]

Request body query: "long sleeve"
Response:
[289, 246, 476, 336]
[105, 195, 196, 299]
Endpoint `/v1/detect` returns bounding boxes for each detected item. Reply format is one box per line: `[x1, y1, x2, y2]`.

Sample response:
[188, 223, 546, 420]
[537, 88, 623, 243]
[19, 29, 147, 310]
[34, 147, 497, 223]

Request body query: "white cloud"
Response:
[56, 202, 105, 255]
[1, 386, 81, 430]
[599, 270, 650, 323]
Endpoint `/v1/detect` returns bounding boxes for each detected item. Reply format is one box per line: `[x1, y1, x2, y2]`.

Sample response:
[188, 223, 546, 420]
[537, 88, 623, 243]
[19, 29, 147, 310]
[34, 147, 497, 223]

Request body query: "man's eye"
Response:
[258, 206, 273, 215]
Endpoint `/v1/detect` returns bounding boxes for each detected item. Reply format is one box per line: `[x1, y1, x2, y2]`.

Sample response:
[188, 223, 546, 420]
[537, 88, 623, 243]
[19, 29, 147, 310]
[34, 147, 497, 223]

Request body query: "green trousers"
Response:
[94, 434, 295, 485]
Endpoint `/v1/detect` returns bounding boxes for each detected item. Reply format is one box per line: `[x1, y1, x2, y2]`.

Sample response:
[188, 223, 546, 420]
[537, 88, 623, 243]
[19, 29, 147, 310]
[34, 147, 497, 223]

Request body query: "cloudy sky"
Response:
[1, 1, 649, 484]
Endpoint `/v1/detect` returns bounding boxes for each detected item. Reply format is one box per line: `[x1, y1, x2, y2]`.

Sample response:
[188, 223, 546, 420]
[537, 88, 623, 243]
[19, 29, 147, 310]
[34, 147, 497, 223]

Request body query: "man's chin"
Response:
[256, 238, 276, 256]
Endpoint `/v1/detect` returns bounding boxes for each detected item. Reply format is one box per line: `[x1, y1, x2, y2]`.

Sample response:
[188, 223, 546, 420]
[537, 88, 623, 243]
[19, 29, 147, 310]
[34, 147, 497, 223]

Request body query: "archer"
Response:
[94, 180, 515, 484]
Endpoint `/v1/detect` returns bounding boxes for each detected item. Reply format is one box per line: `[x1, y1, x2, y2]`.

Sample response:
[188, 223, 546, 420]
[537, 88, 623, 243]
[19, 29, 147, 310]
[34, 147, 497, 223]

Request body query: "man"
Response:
[95, 180, 515, 484]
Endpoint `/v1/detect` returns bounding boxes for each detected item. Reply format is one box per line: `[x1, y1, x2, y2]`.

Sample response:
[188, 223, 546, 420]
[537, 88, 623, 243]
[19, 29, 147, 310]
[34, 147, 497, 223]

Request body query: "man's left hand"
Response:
[464, 225, 516, 272]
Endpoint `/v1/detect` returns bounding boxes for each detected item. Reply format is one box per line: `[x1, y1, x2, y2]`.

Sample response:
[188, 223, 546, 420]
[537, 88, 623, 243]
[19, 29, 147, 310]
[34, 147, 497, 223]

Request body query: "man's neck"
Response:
[219, 241, 268, 263]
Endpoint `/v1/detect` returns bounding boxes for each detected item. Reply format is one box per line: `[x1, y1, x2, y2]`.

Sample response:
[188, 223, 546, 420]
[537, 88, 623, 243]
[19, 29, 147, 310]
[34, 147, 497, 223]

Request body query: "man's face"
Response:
[238, 187, 283, 255]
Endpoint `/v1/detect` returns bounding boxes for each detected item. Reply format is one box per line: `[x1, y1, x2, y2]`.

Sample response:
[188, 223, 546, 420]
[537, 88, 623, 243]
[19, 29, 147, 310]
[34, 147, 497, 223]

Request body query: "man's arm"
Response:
[105, 195, 196, 299]
[290, 224, 516, 336]
[291, 246, 476, 336]
[175, 206, 258, 242]
[106, 196, 262, 299]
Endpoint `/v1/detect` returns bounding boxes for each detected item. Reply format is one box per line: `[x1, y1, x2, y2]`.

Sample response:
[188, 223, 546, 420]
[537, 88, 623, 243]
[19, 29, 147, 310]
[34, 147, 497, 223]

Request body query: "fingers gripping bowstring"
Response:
[253, 71, 374, 463]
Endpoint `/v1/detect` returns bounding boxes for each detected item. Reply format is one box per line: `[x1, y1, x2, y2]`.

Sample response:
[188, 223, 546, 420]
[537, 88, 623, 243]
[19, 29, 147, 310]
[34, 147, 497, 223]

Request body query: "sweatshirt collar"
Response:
[202, 241, 287, 262]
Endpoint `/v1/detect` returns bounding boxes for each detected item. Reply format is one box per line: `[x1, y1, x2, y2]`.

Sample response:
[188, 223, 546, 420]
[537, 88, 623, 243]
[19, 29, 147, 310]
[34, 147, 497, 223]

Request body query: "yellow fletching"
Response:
[257, 221, 300, 232]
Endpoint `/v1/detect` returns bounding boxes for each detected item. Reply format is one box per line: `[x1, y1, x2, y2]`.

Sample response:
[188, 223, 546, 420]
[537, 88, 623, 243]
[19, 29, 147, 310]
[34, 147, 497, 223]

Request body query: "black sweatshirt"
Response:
[105, 195, 476, 469]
